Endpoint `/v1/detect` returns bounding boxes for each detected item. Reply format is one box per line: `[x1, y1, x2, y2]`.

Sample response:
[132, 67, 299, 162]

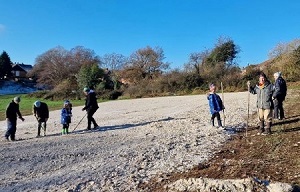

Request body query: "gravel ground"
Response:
[0, 92, 257, 192]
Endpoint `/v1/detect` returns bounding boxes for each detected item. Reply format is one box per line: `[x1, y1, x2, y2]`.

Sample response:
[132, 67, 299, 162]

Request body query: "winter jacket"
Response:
[33, 102, 49, 121]
[82, 90, 99, 111]
[207, 93, 223, 114]
[6, 100, 23, 121]
[249, 80, 274, 109]
[61, 108, 72, 124]
[273, 77, 287, 101]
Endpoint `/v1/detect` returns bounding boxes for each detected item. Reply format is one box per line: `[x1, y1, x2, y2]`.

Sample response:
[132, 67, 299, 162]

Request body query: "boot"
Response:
[37, 126, 41, 137]
[259, 120, 265, 134]
[217, 119, 222, 128]
[264, 122, 272, 135]
[211, 119, 215, 127]
[43, 123, 46, 136]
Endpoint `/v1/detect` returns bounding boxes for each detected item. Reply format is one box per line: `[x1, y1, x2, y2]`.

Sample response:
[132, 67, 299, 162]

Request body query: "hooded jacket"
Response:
[249, 80, 274, 109]
[207, 93, 224, 114]
[273, 76, 287, 100]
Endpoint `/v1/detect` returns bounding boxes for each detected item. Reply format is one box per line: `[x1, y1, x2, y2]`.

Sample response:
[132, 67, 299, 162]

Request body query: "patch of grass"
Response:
[0, 94, 87, 121]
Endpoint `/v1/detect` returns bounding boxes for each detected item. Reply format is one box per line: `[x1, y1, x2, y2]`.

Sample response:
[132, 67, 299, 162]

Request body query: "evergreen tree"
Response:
[0, 51, 13, 79]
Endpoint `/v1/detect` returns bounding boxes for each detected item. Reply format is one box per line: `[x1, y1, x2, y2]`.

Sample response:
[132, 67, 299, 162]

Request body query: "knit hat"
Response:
[14, 96, 20, 103]
[274, 72, 281, 77]
[34, 100, 41, 108]
[83, 87, 90, 92]
[209, 83, 215, 89]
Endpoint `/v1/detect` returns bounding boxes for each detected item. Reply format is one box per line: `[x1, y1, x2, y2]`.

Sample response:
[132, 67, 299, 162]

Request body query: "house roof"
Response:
[12, 64, 33, 72]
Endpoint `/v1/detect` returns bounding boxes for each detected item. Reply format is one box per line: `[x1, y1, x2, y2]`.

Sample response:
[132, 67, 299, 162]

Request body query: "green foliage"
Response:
[208, 40, 238, 64]
[77, 63, 104, 91]
[0, 51, 13, 79]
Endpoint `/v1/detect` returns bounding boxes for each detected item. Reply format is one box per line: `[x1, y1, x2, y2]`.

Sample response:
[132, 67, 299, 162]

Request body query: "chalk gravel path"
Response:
[0, 92, 257, 192]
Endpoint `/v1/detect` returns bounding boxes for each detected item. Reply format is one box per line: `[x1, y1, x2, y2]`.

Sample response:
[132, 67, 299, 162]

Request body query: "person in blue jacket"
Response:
[207, 83, 224, 128]
[61, 100, 72, 135]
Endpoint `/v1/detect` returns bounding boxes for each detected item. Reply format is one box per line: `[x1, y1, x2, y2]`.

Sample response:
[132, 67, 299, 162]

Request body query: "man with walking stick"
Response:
[247, 72, 274, 135]
[82, 87, 99, 130]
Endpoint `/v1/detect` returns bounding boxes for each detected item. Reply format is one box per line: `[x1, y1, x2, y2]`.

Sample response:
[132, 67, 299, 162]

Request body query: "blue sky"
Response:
[0, 0, 299, 69]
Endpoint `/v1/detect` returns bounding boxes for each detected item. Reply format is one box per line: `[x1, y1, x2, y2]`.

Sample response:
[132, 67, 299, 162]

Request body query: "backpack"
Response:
[216, 94, 225, 110]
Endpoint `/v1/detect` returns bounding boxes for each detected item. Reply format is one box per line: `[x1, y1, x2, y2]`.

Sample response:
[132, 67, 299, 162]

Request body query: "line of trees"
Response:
[2, 37, 300, 100]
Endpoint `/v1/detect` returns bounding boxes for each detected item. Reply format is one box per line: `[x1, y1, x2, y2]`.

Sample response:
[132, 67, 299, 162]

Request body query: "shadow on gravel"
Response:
[72, 116, 176, 134]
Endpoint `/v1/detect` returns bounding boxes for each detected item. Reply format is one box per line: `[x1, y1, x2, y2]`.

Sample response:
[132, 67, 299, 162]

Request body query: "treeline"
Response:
[1, 37, 300, 100]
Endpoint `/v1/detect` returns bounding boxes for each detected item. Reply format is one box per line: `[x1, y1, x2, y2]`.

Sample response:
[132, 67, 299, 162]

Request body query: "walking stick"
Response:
[246, 81, 250, 138]
[72, 113, 87, 132]
[221, 82, 226, 126]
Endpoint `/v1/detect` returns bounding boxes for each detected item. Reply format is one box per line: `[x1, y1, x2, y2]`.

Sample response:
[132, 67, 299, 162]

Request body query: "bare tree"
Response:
[185, 50, 210, 75]
[101, 53, 127, 71]
[124, 46, 169, 82]
[268, 39, 300, 59]
[29, 46, 100, 89]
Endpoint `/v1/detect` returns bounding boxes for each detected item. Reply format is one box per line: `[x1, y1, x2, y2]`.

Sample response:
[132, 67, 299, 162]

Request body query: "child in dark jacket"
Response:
[207, 83, 224, 128]
[61, 100, 72, 134]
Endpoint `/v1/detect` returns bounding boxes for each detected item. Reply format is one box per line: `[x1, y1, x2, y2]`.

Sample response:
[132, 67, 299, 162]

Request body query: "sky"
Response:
[1, 0, 300, 69]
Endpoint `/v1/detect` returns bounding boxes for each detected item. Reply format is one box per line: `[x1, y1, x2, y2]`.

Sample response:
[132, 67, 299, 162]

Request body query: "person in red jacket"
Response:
[5, 96, 25, 141]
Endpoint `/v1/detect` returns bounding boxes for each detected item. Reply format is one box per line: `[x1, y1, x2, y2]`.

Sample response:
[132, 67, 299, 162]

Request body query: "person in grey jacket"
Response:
[247, 72, 274, 135]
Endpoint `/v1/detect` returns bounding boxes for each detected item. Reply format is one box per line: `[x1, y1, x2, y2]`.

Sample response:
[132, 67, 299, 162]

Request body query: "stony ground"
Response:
[141, 89, 300, 192]
[0, 91, 298, 192]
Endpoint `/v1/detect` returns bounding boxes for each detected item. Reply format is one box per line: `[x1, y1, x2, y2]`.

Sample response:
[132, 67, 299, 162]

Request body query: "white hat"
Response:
[274, 72, 281, 77]
[34, 100, 41, 108]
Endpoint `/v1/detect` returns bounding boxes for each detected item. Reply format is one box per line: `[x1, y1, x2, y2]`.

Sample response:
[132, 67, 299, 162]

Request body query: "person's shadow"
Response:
[72, 116, 176, 134]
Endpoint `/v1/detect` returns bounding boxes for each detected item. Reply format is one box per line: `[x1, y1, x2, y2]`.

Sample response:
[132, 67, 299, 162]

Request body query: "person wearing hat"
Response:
[33, 100, 49, 137]
[82, 87, 99, 130]
[61, 100, 72, 135]
[272, 72, 287, 120]
[4, 96, 25, 141]
[247, 72, 274, 135]
[207, 83, 224, 128]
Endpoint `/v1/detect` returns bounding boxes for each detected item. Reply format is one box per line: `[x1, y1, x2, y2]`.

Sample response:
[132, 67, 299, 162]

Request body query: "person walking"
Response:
[4, 96, 25, 141]
[247, 72, 274, 135]
[82, 87, 99, 130]
[33, 100, 49, 137]
[207, 83, 224, 128]
[61, 100, 72, 135]
[272, 72, 287, 120]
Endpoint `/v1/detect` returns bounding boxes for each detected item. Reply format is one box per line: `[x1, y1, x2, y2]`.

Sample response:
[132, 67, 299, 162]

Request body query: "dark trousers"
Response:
[273, 99, 284, 119]
[211, 112, 222, 127]
[5, 119, 17, 141]
[87, 108, 98, 129]
[37, 121, 47, 136]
